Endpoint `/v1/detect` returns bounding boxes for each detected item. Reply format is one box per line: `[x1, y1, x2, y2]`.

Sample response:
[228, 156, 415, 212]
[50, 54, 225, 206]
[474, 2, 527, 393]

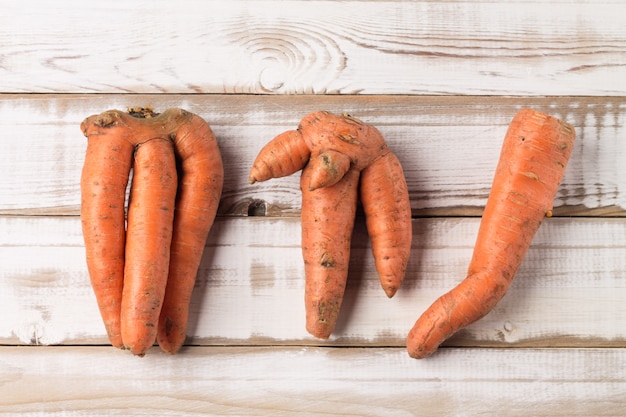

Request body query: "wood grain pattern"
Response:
[1, 94, 624, 216]
[1, 1, 625, 95]
[2, 215, 624, 348]
[1, 346, 625, 416]
[2, 1, 625, 413]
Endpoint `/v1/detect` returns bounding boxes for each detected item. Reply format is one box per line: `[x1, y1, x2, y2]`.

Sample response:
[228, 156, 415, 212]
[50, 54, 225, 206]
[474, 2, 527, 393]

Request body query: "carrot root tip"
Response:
[383, 286, 398, 298]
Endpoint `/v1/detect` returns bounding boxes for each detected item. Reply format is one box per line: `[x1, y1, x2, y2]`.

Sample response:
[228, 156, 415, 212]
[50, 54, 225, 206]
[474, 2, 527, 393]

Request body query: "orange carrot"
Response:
[157, 110, 224, 354]
[301, 166, 359, 338]
[305, 149, 351, 191]
[407, 108, 576, 359]
[249, 129, 310, 184]
[80, 108, 223, 355]
[300, 112, 386, 172]
[121, 137, 178, 356]
[249, 111, 412, 338]
[80, 112, 136, 348]
[360, 152, 412, 297]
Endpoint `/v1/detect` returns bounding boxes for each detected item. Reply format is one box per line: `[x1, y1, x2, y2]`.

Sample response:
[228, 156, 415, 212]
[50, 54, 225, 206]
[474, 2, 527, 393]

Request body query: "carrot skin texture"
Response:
[157, 112, 224, 354]
[301, 167, 359, 339]
[121, 138, 178, 356]
[249, 129, 310, 184]
[307, 150, 352, 191]
[360, 152, 412, 298]
[81, 108, 223, 355]
[300, 111, 385, 172]
[299, 112, 411, 305]
[407, 108, 576, 359]
[249, 111, 412, 339]
[80, 118, 134, 349]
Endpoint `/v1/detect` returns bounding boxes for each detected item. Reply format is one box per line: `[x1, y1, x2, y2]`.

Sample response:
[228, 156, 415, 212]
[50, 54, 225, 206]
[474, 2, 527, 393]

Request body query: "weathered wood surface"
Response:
[2, 0, 626, 414]
[1, 1, 625, 95]
[2, 215, 624, 348]
[1, 346, 625, 417]
[1, 94, 624, 216]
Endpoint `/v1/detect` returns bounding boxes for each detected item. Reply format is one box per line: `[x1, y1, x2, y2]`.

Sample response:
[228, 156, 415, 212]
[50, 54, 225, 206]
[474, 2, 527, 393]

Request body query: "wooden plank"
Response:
[1, 215, 624, 348]
[1, 94, 624, 216]
[1, 1, 625, 95]
[1, 346, 625, 416]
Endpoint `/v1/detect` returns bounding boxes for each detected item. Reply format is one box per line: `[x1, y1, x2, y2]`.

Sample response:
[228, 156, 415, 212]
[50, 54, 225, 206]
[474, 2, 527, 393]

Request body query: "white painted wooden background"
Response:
[1, 1, 625, 416]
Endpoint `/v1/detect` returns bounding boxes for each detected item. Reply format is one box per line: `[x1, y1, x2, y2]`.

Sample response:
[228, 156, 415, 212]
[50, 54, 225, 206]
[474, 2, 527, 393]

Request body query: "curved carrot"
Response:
[407, 108, 576, 359]
[301, 166, 359, 339]
[80, 112, 135, 348]
[157, 110, 224, 354]
[249, 129, 310, 184]
[121, 137, 178, 356]
[360, 152, 412, 298]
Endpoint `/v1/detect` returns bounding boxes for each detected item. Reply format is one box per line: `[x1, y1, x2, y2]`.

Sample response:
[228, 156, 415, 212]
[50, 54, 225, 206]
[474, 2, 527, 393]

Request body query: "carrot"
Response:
[157, 110, 224, 354]
[300, 112, 386, 172]
[80, 112, 136, 348]
[249, 129, 310, 184]
[406, 108, 576, 359]
[80, 108, 223, 355]
[306, 149, 352, 191]
[301, 166, 359, 338]
[121, 137, 178, 356]
[249, 111, 412, 338]
[360, 152, 412, 297]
